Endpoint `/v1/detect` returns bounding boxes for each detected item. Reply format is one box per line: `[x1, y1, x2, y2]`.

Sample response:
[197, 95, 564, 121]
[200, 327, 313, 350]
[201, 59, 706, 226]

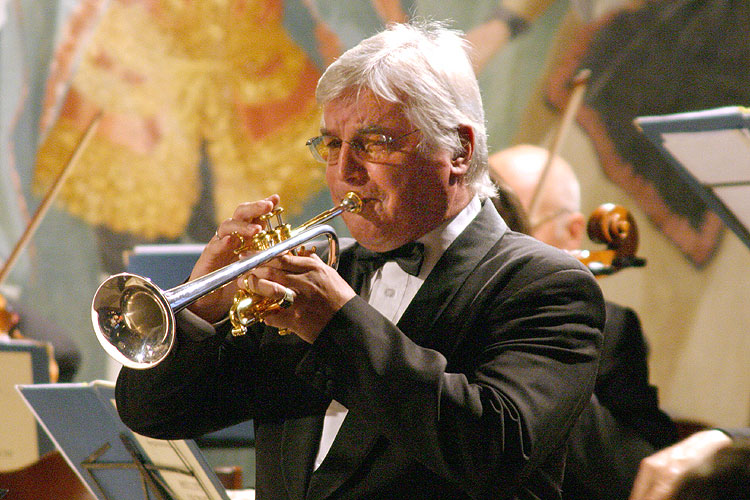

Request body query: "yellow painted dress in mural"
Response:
[34, 0, 324, 239]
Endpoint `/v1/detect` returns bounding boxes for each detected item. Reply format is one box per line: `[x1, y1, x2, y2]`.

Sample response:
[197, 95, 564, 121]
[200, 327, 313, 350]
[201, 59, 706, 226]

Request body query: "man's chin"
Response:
[347, 226, 391, 252]
[348, 231, 381, 250]
[344, 214, 413, 251]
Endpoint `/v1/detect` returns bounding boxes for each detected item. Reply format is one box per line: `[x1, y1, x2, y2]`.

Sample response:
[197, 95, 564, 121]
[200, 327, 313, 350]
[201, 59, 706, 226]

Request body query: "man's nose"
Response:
[335, 143, 369, 185]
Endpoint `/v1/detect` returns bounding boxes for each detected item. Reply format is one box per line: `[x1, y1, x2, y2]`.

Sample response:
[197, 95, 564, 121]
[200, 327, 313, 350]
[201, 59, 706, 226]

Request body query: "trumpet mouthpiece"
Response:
[341, 192, 363, 214]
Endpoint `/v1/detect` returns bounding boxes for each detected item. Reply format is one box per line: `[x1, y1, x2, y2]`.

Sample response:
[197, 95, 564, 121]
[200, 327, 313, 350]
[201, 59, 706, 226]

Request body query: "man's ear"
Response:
[452, 124, 474, 171]
[567, 211, 586, 250]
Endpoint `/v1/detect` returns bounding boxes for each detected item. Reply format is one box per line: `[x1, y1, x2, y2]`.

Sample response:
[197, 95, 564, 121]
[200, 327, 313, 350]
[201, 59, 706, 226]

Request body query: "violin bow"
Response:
[527, 69, 590, 225]
[0, 112, 102, 285]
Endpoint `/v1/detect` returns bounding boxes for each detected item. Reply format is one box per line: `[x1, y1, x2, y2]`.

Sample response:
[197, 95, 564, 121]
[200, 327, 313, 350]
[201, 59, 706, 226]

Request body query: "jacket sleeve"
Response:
[115, 310, 260, 439]
[115, 307, 331, 440]
[597, 302, 678, 449]
[564, 394, 660, 499]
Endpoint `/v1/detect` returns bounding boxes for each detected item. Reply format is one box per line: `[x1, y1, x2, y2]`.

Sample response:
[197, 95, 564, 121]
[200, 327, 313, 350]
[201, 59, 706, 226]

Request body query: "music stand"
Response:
[635, 106, 750, 251]
[0, 339, 54, 472]
[124, 244, 204, 290]
[17, 380, 230, 500]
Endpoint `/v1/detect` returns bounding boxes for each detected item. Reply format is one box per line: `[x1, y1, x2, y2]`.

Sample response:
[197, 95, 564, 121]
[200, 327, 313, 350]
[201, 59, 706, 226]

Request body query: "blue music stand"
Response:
[635, 106, 750, 251]
[17, 381, 230, 500]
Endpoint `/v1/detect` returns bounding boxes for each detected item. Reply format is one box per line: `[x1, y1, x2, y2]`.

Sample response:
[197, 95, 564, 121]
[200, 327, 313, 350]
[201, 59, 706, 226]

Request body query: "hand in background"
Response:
[629, 429, 732, 500]
[465, 0, 555, 73]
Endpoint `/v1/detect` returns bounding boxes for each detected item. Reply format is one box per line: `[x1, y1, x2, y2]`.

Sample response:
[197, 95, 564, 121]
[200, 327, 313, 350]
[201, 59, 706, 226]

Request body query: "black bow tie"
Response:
[353, 241, 426, 277]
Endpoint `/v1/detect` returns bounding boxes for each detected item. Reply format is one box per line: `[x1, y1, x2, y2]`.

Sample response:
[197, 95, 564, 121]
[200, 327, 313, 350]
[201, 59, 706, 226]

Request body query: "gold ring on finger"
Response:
[278, 287, 295, 309]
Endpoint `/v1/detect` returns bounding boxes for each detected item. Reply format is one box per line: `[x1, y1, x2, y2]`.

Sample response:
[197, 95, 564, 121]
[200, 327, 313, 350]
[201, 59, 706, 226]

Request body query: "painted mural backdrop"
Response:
[3, 0, 746, 381]
[33, 0, 401, 273]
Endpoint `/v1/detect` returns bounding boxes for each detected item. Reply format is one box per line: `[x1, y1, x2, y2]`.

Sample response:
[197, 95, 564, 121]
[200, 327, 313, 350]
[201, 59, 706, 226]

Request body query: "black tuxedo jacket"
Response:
[116, 201, 605, 500]
[562, 302, 678, 500]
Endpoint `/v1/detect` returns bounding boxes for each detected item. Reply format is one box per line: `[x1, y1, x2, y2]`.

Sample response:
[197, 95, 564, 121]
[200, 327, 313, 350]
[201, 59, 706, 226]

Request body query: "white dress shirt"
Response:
[313, 196, 482, 470]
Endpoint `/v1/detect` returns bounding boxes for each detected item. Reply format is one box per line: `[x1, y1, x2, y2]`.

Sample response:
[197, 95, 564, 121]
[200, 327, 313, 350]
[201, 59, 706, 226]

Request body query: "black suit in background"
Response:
[116, 201, 605, 500]
[562, 302, 678, 500]
[724, 428, 750, 441]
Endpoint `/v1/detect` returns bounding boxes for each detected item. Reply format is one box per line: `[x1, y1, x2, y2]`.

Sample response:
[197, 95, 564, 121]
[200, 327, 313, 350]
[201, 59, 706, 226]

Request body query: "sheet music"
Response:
[661, 128, 750, 185]
[130, 433, 226, 500]
[636, 105, 750, 251]
[101, 390, 225, 500]
[713, 185, 750, 234]
[17, 380, 231, 500]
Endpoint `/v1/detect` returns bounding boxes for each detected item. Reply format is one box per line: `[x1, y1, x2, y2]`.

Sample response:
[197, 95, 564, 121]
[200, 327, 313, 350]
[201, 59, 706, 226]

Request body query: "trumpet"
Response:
[92, 192, 363, 369]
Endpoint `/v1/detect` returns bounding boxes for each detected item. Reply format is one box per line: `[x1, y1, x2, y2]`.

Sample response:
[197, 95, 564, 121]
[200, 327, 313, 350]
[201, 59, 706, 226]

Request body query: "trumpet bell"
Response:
[92, 273, 174, 369]
[91, 191, 363, 370]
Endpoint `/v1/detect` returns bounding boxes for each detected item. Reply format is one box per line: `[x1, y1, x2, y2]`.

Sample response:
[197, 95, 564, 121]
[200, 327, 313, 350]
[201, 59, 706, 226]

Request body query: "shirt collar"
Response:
[416, 195, 481, 279]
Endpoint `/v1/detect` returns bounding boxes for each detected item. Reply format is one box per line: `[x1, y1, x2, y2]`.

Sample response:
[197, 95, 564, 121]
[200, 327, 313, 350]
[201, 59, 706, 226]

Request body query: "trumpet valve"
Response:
[252, 231, 274, 251]
[274, 224, 292, 243]
[225, 193, 361, 337]
[271, 207, 285, 226]
[229, 290, 265, 336]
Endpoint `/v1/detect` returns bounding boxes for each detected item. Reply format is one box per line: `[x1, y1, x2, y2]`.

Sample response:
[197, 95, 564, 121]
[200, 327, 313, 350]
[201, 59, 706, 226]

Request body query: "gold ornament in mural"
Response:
[34, 0, 325, 239]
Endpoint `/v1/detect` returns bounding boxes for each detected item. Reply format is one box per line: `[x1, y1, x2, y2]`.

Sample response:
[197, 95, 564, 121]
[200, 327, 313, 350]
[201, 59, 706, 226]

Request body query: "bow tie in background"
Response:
[351, 241, 425, 294]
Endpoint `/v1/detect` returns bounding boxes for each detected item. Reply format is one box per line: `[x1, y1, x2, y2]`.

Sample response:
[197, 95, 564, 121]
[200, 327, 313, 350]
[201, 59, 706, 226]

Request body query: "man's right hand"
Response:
[187, 195, 280, 323]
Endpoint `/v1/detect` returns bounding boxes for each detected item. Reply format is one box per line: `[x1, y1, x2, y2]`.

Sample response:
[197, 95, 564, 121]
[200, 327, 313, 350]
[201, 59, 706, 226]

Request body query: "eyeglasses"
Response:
[306, 129, 420, 164]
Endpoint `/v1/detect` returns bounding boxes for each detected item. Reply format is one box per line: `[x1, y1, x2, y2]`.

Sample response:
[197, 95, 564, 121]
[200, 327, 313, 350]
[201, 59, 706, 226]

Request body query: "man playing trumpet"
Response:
[116, 21, 604, 500]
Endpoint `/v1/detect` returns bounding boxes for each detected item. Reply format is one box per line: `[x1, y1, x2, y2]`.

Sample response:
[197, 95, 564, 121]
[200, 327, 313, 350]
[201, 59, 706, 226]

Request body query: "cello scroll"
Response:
[570, 203, 646, 276]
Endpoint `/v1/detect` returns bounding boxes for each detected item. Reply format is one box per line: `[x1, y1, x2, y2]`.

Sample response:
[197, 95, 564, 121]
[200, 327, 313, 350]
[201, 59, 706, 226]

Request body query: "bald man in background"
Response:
[490, 144, 679, 500]
[490, 144, 585, 251]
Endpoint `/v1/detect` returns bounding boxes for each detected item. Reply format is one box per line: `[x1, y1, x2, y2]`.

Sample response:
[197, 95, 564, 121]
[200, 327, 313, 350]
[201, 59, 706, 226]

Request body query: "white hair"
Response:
[315, 21, 496, 199]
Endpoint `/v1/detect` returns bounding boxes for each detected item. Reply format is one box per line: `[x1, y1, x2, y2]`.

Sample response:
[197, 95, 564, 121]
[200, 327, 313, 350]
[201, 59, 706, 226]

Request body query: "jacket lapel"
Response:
[397, 201, 506, 346]
[301, 202, 507, 499]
